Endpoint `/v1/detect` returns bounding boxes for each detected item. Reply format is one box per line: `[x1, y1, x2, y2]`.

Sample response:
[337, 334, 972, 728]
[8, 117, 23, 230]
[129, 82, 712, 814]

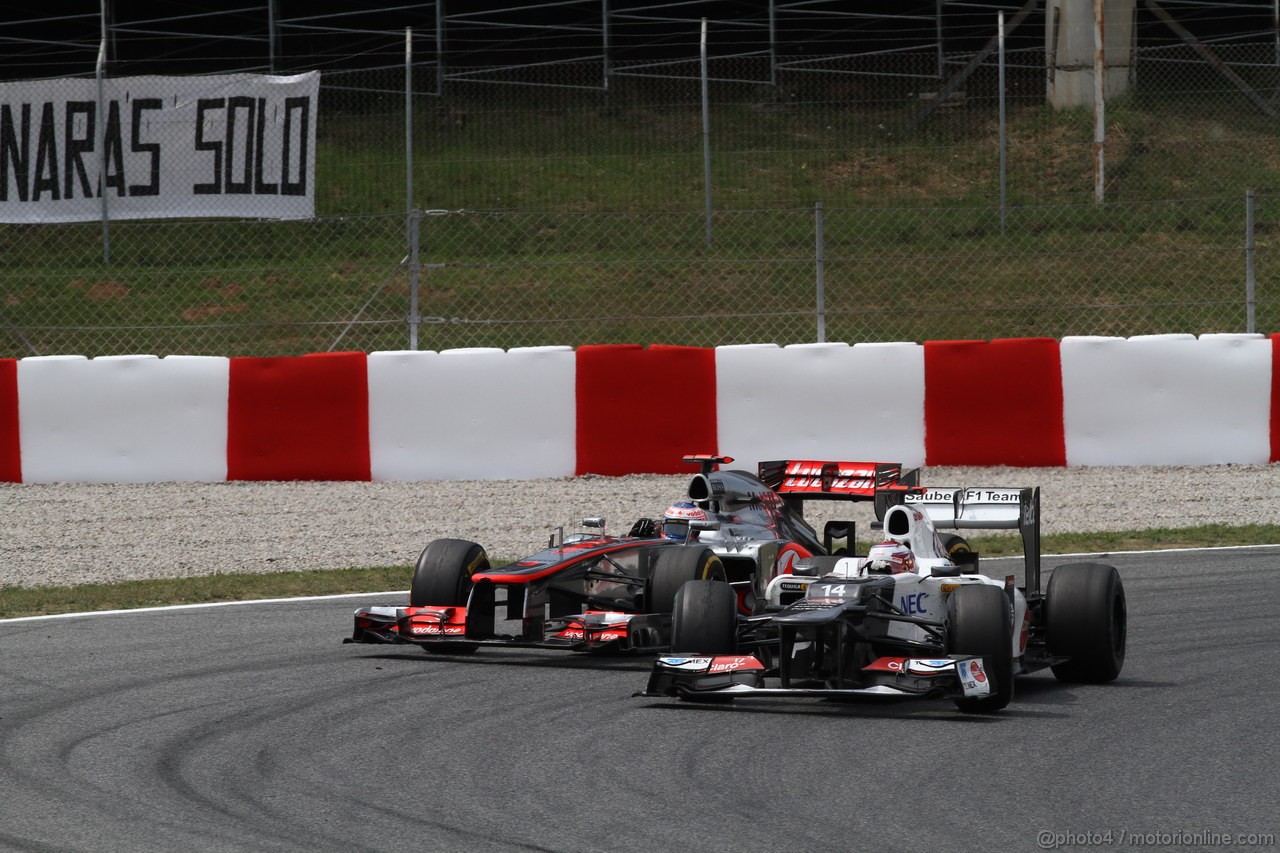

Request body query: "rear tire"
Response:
[670, 580, 738, 654]
[946, 584, 1014, 713]
[1045, 562, 1126, 683]
[647, 547, 725, 614]
[940, 533, 973, 562]
[410, 539, 489, 607]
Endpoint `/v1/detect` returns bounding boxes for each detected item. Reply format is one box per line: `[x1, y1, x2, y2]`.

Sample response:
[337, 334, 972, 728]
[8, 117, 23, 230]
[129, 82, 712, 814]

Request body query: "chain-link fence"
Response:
[3, 194, 1267, 357]
[2, 30, 1278, 357]
[401, 195, 1274, 352]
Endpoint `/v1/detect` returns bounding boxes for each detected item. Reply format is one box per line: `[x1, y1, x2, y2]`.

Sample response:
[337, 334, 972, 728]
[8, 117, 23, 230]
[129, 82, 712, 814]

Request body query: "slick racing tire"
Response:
[410, 538, 489, 607]
[647, 547, 725, 615]
[946, 584, 1014, 713]
[1045, 562, 1127, 683]
[670, 580, 738, 655]
[940, 533, 974, 565]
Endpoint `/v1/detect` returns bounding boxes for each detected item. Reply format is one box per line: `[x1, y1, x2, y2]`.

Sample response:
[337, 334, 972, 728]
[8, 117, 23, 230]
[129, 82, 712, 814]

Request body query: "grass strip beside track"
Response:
[1, 524, 1276, 620]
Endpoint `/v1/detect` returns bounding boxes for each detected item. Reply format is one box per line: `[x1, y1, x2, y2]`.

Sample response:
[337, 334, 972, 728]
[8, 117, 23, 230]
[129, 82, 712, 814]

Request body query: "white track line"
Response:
[0, 589, 408, 623]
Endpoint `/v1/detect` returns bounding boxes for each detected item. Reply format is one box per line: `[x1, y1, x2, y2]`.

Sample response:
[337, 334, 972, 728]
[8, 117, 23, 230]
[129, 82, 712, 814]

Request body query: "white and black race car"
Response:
[639, 485, 1127, 712]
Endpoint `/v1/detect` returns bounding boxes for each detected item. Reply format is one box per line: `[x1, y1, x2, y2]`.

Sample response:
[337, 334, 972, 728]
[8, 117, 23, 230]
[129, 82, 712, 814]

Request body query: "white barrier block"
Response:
[1062, 334, 1272, 465]
[368, 346, 576, 481]
[17, 354, 230, 483]
[716, 342, 926, 472]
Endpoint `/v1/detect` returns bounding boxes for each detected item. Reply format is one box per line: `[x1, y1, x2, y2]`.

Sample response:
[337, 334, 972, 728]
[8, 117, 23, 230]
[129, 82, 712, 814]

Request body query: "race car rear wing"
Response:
[759, 459, 920, 500]
[904, 487, 1030, 529]
[757, 460, 923, 526]
[901, 486, 1043, 594]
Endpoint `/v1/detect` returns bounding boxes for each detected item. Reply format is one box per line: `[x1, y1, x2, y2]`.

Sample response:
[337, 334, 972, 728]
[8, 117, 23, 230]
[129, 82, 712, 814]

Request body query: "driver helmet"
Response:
[662, 501, 707, 540]
[866, 540, 916, 574]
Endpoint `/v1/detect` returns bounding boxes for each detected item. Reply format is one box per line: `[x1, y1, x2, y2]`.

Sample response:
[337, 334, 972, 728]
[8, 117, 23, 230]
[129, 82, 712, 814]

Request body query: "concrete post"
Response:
[1046, 0, 1136, 109]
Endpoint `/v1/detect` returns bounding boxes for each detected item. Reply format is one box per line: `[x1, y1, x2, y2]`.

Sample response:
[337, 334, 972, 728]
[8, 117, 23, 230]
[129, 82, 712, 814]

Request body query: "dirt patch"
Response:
[181, 304, 248, 321]
[68, 280, 130, 301]
[201, 278, 244, 299]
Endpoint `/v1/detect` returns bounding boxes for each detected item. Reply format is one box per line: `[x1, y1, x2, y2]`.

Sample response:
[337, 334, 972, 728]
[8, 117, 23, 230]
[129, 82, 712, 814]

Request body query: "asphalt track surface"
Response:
[1, 549, 1278, 853]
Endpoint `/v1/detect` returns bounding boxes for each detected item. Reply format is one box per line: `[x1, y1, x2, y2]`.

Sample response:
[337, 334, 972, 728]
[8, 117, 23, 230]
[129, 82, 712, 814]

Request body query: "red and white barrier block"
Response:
[16, 354, 229, 483]
[0, 333, 1276, 483]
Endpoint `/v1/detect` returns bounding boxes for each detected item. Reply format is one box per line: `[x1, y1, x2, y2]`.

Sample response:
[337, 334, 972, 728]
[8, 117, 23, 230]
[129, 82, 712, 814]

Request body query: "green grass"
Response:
[3, 523, 1276, 620]
[0, 566, 411, 620]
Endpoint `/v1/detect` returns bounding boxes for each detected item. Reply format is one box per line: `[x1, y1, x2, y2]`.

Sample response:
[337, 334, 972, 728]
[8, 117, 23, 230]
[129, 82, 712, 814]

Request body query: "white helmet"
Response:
[662, 501, 707, 540]
[866, 541, 916, 575]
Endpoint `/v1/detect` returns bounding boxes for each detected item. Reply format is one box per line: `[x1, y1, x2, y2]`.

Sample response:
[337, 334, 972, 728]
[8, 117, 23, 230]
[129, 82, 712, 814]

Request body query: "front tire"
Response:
[946, 584, 1014, 713]
[647, 547, 725, 614]
[410, 538, 489, 607]
[1045, 562, 1126, 683]
[670, 580, 737, 654]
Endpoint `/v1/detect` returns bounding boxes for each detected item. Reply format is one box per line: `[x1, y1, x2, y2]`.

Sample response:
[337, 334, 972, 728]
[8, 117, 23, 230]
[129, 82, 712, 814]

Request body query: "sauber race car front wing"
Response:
[346, 605, 671, 653]
[637, 654, 995, 702]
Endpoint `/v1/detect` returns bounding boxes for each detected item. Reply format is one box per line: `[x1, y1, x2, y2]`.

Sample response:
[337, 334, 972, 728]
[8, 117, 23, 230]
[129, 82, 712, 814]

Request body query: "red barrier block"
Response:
[0, 359, 19, 482]
[575, 344, 717, 475]
[1271, 334, 1280, 463]
[924, 338, 1066, 467]
[227, 351, 371, 481]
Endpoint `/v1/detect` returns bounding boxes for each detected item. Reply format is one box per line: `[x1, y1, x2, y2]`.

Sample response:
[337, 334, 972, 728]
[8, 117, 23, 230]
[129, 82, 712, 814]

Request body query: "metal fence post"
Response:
[1246, 188, 1257, 334]
[998, 12, 1008, 234]
[768, 0, 777, 86]
[405, 27, 414, 214]
[936, 0, 945, 82]
[435, 4, 444, 96]
[267, 0, 278, 73]
[409, 208, 422, 350]
[1093, 0, 1106, 204]
[405, 26, 419, 350]
[96, 31, 110, 264]
[603, 0, 611, 90]
[701, 18, 713, 248]
[815, 202, 826, 343]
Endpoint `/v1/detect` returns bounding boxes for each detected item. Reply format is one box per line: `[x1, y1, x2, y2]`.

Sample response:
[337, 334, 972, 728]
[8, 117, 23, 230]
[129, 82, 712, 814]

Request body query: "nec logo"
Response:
[900, 592, 928, 616]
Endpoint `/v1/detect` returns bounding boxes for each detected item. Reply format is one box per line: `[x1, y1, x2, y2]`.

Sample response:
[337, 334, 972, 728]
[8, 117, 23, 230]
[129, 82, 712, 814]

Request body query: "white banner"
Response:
[0, 72, 318, 223]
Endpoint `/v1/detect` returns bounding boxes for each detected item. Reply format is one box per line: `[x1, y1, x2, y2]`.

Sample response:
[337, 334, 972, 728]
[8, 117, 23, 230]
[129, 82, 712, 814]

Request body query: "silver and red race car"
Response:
[345, 455, 920, 655]
[640, 484, 1127, 712]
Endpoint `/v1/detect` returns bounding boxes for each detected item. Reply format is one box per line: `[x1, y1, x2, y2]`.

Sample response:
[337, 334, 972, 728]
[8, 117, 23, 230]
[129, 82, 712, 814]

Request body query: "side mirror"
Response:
[688, 519, 721, 540]
[791, 560, 820, 577]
